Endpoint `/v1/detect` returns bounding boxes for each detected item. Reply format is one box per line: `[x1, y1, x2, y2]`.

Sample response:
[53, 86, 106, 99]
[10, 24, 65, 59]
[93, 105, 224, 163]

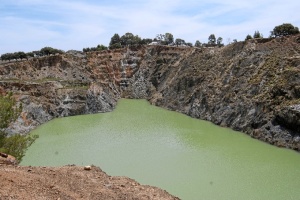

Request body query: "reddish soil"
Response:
[0, 162, 179, 200]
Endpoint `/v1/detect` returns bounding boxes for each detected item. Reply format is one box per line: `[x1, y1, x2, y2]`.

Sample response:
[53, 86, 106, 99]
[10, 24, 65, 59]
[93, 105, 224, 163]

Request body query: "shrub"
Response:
[0, 92, 38, 162]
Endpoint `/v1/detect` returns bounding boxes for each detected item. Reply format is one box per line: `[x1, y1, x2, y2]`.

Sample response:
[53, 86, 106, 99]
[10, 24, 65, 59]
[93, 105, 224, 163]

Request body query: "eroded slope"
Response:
[0, 35, 300, 150]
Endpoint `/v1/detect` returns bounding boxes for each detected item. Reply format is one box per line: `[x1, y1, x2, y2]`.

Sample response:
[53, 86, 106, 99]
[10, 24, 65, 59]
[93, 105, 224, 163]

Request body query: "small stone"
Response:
[0, 152, 8, 158]
[84, 166, 91, 170]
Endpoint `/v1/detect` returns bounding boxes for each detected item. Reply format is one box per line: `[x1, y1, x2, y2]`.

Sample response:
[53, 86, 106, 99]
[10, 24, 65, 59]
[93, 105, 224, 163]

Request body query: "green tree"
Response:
[165, 33, 174, 44]
[1, 53, 16, 61]
[155, 34, 165, 43]
[140, 38, 153, 45]
[245, 34, 253, 40]
[0, 92, 37, 162]
[155, 33, 174, 45]
[271, 23, 300, 37]
[120, 33, 141, 47]
[26, 52, 34, 59]
[208, 34, 216, 44]
[17, 51, 27, 60]
[0, 92, 21, 150]
[109, 33, 121, 49]
[186, 42, 193, 47]
[120, 32, 135, 46]
[253, 31, 263, 39]
[109, 43, 122, 49]
[96, 44, 108, 51]
[40, 47, 63, 56]
[1, 134, 38, 161]
[0, 92, 20, 130]
[175, 38, 185, 46]
[1, 53, 9, 61]
[83, 44, 108, 52]
[194, 40, 201, 47]
[83, 47, 91, 52]
[40, 47, 51, 55]
[32, 51, 42, 57]
[217, 37, 223, 46]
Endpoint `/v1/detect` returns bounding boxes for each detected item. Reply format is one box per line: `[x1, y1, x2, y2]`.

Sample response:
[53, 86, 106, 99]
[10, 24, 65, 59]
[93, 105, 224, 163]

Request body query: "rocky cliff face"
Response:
[1, 35, 300, 151]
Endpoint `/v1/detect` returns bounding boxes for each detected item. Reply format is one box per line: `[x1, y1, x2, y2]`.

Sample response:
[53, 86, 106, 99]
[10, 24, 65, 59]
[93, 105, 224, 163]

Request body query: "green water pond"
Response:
[21, 99, 300, 200]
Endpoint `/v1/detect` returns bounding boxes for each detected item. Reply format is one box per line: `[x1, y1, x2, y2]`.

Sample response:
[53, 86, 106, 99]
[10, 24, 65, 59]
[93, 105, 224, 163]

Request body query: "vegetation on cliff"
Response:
[271, 23, 299, 37]
[82, 44, 108, 52]
[1, 23, 298, 60]
[0, 47, 63, 61]
[0, 92, 37, 161]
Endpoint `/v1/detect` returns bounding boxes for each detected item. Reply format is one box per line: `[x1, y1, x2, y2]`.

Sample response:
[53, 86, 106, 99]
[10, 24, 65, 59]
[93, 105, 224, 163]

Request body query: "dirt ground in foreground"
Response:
[0, 164, 180, 200]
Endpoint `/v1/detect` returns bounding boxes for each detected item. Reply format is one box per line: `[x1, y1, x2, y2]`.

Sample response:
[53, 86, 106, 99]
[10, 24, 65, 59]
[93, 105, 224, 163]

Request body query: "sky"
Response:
[1, 0, 300, 54]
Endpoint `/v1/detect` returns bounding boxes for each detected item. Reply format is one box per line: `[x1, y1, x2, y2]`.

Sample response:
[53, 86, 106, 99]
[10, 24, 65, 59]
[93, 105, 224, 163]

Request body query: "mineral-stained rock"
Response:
[1, 34, 300, 151]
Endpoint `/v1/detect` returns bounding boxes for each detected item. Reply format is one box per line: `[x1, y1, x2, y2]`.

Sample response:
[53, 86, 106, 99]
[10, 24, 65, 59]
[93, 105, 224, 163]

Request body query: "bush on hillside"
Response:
[271, 23, 299, 37]
[0, 92, 38, 162]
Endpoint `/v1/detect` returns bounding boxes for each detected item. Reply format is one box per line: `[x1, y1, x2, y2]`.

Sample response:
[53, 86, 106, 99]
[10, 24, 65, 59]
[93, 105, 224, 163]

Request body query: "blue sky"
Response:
[1, 0, 299, 54]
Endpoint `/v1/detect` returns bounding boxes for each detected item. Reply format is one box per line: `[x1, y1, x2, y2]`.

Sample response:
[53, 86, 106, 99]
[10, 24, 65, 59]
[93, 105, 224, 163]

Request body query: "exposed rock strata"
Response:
[0, 35, 300, 151]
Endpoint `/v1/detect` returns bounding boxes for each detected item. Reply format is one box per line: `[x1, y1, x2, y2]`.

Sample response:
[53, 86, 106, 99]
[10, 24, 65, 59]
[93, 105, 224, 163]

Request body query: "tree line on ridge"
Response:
[1, 23, 299, 61]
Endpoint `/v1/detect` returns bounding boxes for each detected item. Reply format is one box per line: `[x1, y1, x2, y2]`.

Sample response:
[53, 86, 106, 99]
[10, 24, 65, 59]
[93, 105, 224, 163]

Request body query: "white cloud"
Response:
[1, 0, 300, 54]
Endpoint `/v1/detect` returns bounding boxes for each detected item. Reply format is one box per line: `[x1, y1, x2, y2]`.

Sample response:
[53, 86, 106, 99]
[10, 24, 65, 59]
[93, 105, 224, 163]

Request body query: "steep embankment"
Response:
[138, 37, 300, 150]
[0, 35, 300, 151]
